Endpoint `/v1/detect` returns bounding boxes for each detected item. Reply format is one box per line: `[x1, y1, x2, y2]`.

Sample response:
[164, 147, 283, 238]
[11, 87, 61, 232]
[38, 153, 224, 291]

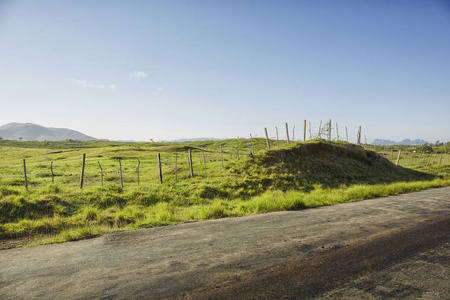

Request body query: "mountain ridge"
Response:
[372, 138, 429, 146]
[0, 123, 97, 141]
[0, 123, 432, 145]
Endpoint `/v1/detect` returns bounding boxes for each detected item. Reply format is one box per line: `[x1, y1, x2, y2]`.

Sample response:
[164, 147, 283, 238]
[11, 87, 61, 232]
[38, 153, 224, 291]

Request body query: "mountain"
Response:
[372, 139, 429, 146]
[397, 139, 429, 145]
[372, 139, 397, 146]
[0, 123, 97, 141]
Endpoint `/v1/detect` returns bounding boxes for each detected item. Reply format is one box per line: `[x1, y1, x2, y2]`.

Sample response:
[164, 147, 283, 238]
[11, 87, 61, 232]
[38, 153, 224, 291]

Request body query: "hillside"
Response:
[0, 123, 96, 141]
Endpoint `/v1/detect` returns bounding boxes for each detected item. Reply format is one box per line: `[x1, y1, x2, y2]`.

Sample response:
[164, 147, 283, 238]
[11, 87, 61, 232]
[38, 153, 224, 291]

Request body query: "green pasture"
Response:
[1, 138, 449, 248]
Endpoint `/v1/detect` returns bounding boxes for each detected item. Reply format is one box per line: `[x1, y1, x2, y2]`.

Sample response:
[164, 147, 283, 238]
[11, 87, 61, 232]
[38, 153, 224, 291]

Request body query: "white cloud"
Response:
[149, 86, 163, 91]
[128, 71, 148, 80]
[69, 79, 116, 90]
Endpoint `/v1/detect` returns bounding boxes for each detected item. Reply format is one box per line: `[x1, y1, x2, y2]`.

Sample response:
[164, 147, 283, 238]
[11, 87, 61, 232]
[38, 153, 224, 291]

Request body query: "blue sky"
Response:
[0, 0, 449, 143]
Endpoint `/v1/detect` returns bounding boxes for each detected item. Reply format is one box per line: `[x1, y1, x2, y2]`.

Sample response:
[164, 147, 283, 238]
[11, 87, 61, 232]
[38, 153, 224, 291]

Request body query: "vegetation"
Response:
[1, 138, 449, 249]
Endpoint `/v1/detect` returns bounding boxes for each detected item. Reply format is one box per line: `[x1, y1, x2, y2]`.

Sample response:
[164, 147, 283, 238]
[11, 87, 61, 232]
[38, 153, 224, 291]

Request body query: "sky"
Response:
[0, 0, 449, 143]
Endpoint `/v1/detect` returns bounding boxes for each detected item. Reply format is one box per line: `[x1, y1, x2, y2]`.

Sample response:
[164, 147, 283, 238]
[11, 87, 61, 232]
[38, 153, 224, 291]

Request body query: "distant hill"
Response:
[372, 139, 429, 146]
[158, 138, 223, 143]
[0, 123, 97, 141]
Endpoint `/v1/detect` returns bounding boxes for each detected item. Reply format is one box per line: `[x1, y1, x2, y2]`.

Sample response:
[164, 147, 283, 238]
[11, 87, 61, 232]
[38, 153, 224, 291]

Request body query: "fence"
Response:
[1, 138, 269, 190]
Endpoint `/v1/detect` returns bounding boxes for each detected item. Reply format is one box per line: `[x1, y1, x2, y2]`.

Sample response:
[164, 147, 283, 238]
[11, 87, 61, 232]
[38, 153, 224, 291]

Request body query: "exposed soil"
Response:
[0, 236, 34, 250]
[186, 216, 449, 299]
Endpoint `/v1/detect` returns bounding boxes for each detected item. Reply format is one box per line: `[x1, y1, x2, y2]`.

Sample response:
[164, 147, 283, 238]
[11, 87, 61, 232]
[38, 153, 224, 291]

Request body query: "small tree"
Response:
[418, 144, 433, 153]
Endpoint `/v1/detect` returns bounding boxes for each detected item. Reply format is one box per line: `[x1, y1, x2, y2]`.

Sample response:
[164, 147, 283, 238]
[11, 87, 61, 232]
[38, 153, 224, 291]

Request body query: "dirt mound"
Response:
[235, 140, 434, 191]
[265, 140, 384, 166]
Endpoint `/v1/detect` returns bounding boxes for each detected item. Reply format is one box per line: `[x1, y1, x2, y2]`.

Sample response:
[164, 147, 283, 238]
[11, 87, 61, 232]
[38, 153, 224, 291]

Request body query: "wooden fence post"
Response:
[345, 126, 348, 143]
[264, 128, 270, 149]
[23, 159, 28, 190]
[335, 123, 339, 141]
[303, 120, 306, 142]
[357, 126, 361, 145]
[327, 119, 331, 141]
[188, 149, 194, 177]
[98, 161, 103, 187]
[426, 154, 431, 167]
[51, 161, 54, 183]
[285, 123, 290, 144]
[118, 158, 123, 188]
[396, 150, 402, 166]
[308, 122, 312, 140]
[318, 120, 322, 138]
[80, 154, 86, 189]
[276, 126, 279, 147]
[175, 154, 178, 182]
[250, 134, 254, 153]
[202, 149, 207, 173]
[158, 153, 163, 184]
[136, 158, 140, 186]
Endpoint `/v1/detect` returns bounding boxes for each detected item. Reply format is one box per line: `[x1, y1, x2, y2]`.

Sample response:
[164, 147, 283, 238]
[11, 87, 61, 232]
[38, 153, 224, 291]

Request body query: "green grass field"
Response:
[1, 138, 449, 249]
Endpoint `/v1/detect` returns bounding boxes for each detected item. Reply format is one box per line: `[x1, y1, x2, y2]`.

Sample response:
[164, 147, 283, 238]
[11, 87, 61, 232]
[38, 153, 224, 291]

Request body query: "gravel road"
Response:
[1, 187, 449, 299]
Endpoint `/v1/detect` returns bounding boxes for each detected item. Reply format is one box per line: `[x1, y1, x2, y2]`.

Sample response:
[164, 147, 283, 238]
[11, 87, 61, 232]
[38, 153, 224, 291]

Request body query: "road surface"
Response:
[1, 187, 449, 299]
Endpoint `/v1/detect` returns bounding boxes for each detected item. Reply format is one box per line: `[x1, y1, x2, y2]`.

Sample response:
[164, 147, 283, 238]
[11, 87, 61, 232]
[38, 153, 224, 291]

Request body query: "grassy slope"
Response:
[0, 139, 449, 248]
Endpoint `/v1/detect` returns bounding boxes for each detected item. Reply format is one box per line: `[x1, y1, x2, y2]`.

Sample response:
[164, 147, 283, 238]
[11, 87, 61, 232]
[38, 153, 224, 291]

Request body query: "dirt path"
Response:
[1, 187, 449, 299]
